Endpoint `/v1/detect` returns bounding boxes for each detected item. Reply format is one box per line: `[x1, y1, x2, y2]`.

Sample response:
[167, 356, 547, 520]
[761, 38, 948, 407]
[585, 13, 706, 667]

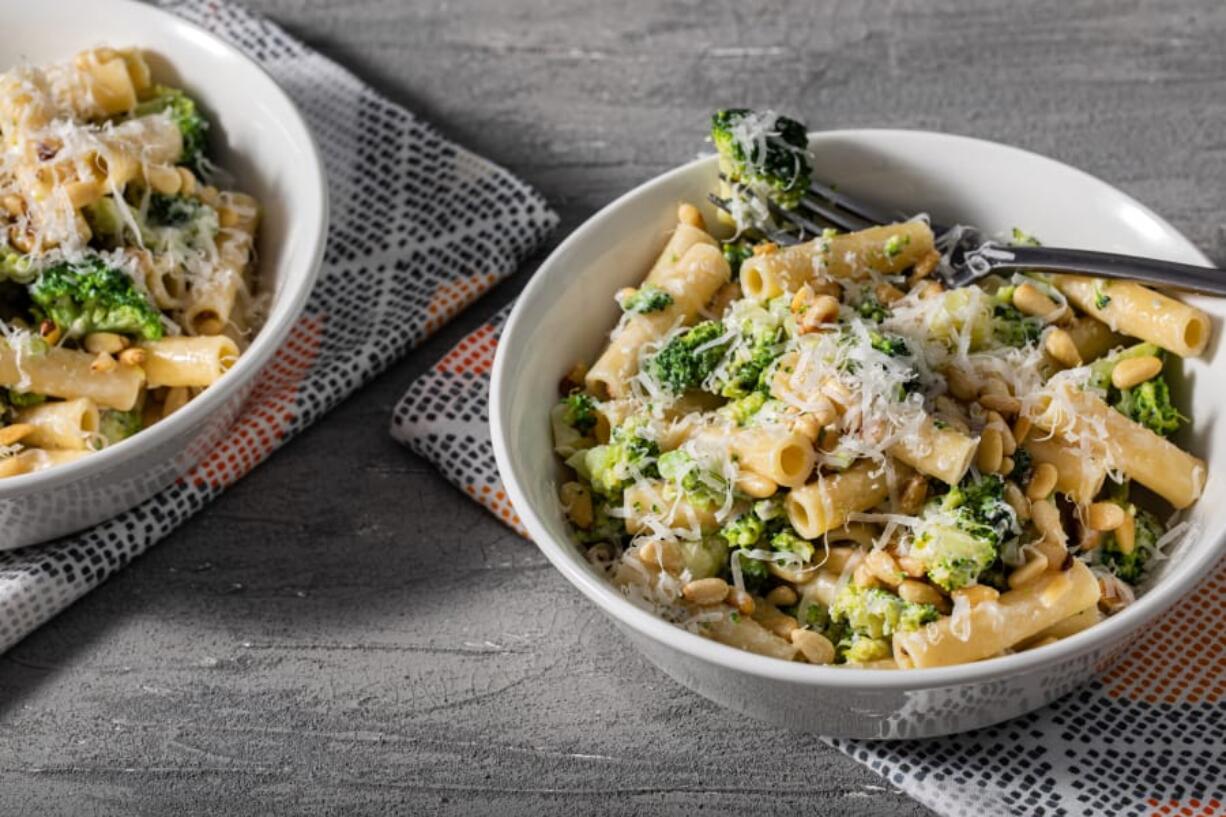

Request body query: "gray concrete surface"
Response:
[2, 0, 1225, 814]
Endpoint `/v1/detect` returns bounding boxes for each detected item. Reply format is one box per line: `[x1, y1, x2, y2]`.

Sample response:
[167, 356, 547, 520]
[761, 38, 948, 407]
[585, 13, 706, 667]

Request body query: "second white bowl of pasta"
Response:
[491, 117, 1221, 737]
[0, 0, 326, 547]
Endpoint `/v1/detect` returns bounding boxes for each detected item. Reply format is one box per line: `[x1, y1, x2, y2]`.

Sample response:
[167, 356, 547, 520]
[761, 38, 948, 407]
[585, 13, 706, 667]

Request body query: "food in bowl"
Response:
[0, 46, 259, 477]
[549, 109, 1208, 670]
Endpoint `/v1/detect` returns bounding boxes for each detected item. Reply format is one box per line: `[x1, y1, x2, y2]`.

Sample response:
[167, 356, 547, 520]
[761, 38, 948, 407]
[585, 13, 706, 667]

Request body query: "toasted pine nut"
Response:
[865, 549, 904, 587]
[118, 346, 146, 368]
[638, 539, 683, 574]
[735, 471, 777, 499]
[677, 202, 705, 229]
[1, 193, 25, 216]
[980, 393, 1022, 415]
[162, 386, 190, 417]
[976, 427, 1004, 474]
[560, 481, 593, 529]
[1031, 499, 1066, 546]
[177, 166, 197, 196]
[1087, 501, 1125, 532]
[791, 284, 815, 313]
[1035, 537, 1068, 569]
[917, 280, 944, 299]
[899, 474, 929, 515]
[910, 248, 941, 281]
[1027, 462, 1059, 500]
[1008, 553, 1049, 589]
[755, 604, 800, 639]
[682, 577, 729, 606]
[874, 281, 905, 305]
[1012, 416, 1032, 446]
[1004, 481, 1031, 521]
[945, 368, 978, 401]
[1012, 283, 1059, 318]
[1111, 356, 1163, 390]
[90, 351, 117, 373]
[1045, 328, 1082, 368]
[997, 419, 1017, 456]
[798, 295, 840, 332]
[896, 554, 926, 578]
[752, 242, 778, 257]
[766, 585, 798, 607]
[898, 578, 944, 607]
[0, 423, 34, 447]
[1115, 510, 1137, 555]
[84, 331, 126, 355]
[1000, 457, 1015, 475]
[952, 584, 1000, 607]
[791, 629, 836, 664]
[852, 563, 880, 589]
[728, 588, 755, 615]
[147, 163, 182, 196]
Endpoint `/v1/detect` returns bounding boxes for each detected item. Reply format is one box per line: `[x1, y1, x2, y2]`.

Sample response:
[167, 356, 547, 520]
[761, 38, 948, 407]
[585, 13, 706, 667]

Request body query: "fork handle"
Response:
[978, 245, 1226, 296]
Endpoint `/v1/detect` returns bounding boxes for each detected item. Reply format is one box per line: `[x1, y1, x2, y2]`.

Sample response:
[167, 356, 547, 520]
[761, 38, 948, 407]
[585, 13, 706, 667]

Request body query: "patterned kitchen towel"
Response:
[392, 301, 1226, 817]
[0, 1, 557, 653]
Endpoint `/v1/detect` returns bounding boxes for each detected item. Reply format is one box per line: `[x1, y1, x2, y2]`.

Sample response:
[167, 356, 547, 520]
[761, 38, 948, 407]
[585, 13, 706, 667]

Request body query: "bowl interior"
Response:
[0, 0, 327, 497]
[494, 128, 1222, 685]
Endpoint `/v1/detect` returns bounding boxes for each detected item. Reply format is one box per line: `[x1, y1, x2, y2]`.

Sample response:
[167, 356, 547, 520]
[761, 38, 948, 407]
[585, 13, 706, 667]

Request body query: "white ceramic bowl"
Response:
[0, 0, 328, 548]
[491, 129, 1223, 738]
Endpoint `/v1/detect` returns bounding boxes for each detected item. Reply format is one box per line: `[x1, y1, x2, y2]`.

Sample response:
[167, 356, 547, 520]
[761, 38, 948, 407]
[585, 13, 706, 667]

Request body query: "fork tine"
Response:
[793, 194, 872, 233]
[806, 180, 904, 228]
[706, 194, 802, 246]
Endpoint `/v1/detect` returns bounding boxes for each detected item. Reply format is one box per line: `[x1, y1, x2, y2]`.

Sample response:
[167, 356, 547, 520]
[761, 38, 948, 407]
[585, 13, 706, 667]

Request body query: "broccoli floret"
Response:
[839, 634, 892, 663]
[134, 85, 209, 172]
[618, 284, 673, 314]
[28, 257, 163, 340]
[568, 433, 659, 498]
[990, 288, 1043, 348]
[1114, 379, 1184, 436]
[6, 389, 44, 408]
[1010, 227, 1041, 247]
[722, 239, 754, 276]
[770, 527, 815, 562]
[911, 474, 1014, 591]
[856, 294, 889, 323]
[723, 391, 767, 426]
[1088, 343, 1184, 436]
[720, 513, 764, 548]
[720, 326, 783, 398]
[711, 109, 812, 209]
[868, 330, 909, 357]
[734, 550, 771, 595]
[1099, 503, 1163, 584]
[86, 193, 219, 253]
[561, 392, 598, 434]
[830, 583, 939, 641]
[0, 245, 36, 284]
[1010, 446, 1033, 484]
[98, 408, 143, 446]
[648, 321, 729, 393]
[658, 449, 726, 508]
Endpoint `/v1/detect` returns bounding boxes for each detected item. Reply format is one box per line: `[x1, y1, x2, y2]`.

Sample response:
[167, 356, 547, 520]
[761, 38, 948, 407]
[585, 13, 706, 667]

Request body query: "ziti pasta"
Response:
[0, 47, 261, 476]
[550, 109, 1209, 669]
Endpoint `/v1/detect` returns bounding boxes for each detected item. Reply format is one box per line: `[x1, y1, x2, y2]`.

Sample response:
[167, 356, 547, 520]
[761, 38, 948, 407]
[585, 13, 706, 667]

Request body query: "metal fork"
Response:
[709, 177, 1226, 296]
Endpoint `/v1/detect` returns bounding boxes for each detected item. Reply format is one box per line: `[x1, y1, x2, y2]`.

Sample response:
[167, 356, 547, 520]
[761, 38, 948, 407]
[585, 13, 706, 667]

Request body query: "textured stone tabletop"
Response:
[1, 1, 1223, 814]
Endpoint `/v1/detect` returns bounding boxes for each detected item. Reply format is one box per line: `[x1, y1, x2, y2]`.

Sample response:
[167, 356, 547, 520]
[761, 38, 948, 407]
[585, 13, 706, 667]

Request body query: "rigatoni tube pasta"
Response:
[547, 107, 1212, 671]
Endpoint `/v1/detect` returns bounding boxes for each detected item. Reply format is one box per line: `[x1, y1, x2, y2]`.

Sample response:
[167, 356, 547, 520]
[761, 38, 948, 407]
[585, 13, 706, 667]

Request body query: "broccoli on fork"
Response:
[28, 257, 164, 341]
[711, 109, 812, 209]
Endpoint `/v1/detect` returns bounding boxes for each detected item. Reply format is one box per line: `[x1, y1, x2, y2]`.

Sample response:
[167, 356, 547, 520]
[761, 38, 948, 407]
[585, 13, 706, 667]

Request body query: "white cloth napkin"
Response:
[0, 0, 558, 654]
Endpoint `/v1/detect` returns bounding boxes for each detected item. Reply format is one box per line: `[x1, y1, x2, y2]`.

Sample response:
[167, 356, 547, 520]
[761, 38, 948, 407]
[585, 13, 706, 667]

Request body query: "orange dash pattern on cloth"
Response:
[393, 299, 1226, 817]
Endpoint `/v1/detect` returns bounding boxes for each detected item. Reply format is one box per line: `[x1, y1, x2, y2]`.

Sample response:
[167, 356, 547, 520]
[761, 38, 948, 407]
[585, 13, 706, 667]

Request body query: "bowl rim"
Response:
[492, 127, 1222, 690]
[0, 0, 330, 499]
